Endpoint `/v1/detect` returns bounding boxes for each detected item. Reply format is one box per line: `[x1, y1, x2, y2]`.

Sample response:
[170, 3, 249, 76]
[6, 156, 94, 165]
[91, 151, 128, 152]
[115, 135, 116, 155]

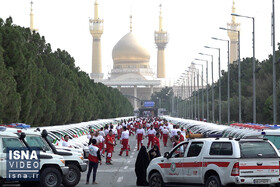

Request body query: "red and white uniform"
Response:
[153, 136, 160, 151]
[147, 128, 156, 149]
[136, 128, 145, 150]
[119, 130, 129, 156]
[146, 123, 151, 130]
[162, 127, 169, 147]
[116, 125, 122, 140]
[106, 134, 114, 163]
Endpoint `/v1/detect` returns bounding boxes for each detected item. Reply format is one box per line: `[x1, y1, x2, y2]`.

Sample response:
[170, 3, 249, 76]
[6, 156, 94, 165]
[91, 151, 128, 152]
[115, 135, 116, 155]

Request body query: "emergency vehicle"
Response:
[147, 137, 280, 187]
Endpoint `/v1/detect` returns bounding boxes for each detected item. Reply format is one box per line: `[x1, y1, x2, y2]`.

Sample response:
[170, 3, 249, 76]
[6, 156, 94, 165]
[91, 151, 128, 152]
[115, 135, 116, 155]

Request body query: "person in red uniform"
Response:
[119, 126, 130, 156]
[106, 130, 115, 165]
[116, 123, 122, 140]
[146, 125, 156, 149]
[177, 131, 185, 142]
[162, 126, 169, 147]
[136, 126, 145, 150]
[153, 120, 159, 131]
[153, 132, 160, 151]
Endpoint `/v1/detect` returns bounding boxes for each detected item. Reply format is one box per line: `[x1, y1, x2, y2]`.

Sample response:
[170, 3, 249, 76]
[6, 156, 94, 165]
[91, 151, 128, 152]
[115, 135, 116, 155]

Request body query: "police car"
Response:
[147, 136, 280, 187]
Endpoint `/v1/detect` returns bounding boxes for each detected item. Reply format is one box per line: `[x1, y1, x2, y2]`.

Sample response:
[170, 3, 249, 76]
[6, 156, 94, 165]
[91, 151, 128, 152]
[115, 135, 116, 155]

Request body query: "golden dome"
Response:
[112, 32, 150, 65]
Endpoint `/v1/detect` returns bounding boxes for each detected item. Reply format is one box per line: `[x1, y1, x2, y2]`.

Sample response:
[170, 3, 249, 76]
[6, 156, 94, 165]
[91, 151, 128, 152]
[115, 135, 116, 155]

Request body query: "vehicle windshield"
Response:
[239, 141, 278, 158]
[2, 138, 25, 153]
[264, 135, 280, 149]
[25, 135, 51, 151]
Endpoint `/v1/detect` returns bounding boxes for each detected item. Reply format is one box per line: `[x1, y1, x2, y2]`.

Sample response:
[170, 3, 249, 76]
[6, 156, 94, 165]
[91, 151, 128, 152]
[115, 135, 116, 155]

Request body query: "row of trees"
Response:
[0, 17, 133, 126]
[152, 44, 280, 124]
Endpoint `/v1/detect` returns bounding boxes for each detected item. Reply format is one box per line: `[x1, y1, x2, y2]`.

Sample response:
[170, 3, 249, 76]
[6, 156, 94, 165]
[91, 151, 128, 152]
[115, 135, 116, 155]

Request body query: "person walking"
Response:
[162, 126, 169, 147]
[119, 126, 129, 156]
[136, 125, 145, 151]
[106, 130, 115, 164]
[86, 139, 101, 185]
[153, 132, 160, 151]
[146, 125, 156, 149]
[135, 146, 150, 186]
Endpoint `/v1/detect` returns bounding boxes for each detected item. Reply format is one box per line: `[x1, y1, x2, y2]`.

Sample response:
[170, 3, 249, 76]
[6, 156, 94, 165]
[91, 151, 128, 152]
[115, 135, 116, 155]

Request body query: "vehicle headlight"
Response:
[79, 156, 84, 160]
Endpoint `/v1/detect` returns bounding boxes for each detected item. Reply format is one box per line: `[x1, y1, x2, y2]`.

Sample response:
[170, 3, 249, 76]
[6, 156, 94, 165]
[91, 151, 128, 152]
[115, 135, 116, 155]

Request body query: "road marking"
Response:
[127, 160, 131, 163]
[131, 152, 135, 155]
[124, 166, 128, 169]
[117, 176, 123, 182]
[130, 155, 133, 158]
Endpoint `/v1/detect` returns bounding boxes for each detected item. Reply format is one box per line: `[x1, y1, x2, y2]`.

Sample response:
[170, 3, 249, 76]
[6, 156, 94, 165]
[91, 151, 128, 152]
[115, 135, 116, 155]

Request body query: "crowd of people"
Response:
[64, 117, 189, 185]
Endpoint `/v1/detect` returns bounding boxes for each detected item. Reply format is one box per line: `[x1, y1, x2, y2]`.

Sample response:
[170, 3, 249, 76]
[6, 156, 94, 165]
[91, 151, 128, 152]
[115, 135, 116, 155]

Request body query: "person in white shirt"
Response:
[136, 126, 145, 150]
[119, 126, 130, 156]
[62, 135, 72, 148]
[146, 126, 156, 149]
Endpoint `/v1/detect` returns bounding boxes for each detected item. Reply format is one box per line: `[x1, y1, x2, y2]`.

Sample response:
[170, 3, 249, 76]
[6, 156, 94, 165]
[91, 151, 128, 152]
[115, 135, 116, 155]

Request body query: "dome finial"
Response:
[130, 15, 132, 32]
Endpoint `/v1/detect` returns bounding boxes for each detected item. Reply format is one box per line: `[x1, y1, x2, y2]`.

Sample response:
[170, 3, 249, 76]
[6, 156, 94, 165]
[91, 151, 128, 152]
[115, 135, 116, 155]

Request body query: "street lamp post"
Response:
[205, 46, 221, 124]
[193, 61, 204, 120]
[199, 53, 213, 122]
[231, 13, 256, 124]
[212, 37, 230, 124]
[272, 0, 277, 124]
[220, 27, 241, 123]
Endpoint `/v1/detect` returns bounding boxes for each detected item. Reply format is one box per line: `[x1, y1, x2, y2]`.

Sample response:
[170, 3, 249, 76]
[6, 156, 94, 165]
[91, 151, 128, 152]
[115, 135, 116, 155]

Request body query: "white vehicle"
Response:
[17, 129, 87, 187]
[147, 137, 280, 187]
[0, 127, 68, 187]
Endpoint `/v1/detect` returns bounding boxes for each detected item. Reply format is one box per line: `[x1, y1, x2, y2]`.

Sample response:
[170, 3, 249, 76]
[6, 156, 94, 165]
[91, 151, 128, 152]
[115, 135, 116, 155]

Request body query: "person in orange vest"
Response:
[105, 130, 115, 165]
[153, 132, 160, 151]
[146, 125, 156, 149]
[162, 126, 169, 147]
[119, 126, 130, 156]
[86, 139, 101, 184]
[136, 125, 145, 151]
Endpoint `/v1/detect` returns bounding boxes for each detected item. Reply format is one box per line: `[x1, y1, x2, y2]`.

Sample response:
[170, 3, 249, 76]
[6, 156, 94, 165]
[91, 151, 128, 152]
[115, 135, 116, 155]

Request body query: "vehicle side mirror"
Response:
[164, 152, 169, 158]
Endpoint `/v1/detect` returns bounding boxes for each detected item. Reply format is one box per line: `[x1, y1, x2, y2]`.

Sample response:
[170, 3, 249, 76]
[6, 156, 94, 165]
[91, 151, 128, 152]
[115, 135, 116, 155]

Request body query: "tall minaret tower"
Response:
[89, 0, 104, 80]
[227, 0, 240, 64]
[29, 1, 37, 32]
[155, 4, 168, 78]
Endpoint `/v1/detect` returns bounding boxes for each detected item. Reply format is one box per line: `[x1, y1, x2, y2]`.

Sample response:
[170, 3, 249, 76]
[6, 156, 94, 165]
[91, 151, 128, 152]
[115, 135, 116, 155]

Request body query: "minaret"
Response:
[227, 0, 240, 64]
[89, 0, 104, 80]
[155, 4, 168, 78]
[29, 1, 38, 32]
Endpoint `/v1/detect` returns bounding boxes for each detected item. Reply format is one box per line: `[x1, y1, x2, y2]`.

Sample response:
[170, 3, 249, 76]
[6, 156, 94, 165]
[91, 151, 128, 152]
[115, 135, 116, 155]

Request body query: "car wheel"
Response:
[205, 175, 223, 187]
[62, 164, 81, 187]
[149, 172, 165, 187]
[40, 167, 62, 187]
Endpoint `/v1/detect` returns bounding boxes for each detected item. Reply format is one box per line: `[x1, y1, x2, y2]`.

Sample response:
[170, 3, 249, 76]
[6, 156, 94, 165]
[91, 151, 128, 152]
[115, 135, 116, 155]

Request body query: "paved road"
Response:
[77, 134, 174, 187]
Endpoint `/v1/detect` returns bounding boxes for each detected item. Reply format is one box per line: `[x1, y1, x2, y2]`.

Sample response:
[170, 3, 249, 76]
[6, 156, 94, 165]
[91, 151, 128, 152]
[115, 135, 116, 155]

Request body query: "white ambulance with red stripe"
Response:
[147, 137, 280, 187]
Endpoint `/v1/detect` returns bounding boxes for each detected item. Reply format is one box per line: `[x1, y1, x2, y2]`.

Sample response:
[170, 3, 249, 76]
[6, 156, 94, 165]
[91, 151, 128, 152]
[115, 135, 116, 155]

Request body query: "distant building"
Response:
[90, 1, 168, 110]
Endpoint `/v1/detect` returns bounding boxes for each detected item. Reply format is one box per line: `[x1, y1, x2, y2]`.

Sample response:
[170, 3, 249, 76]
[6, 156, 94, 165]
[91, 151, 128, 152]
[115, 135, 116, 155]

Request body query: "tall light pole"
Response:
[193, 61, 204, 120]
[205, 46, 221, 124]
[231, 13, 256, 124]
[272, 0, 277, 124]
[220, 27, 241, 123]
[196, 58, 208, 121]
[212, 37, 230, 124]
[199, 53, 214, 122]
